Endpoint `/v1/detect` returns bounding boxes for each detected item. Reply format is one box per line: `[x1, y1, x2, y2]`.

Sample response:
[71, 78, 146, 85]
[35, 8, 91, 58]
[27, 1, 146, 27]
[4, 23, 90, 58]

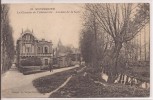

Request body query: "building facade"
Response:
[16, 29, 53, 67]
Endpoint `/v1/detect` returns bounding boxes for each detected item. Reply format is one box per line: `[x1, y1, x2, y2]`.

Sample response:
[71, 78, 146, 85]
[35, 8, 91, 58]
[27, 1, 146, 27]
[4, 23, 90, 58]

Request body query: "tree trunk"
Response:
[107, 41, 123, 83]
[92, 15, 98, 68]
[118, 74, 122, 83]
[125, 76, 129, 85]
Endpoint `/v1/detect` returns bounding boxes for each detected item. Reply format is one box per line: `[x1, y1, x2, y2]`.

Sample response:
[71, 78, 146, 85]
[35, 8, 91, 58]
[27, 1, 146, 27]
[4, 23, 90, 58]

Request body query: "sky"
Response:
[9, 4, 149, 49]
[9, 4, 84, 48]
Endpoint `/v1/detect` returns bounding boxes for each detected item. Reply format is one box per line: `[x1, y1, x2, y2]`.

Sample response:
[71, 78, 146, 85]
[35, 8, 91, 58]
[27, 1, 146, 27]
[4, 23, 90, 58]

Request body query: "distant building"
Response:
[53, 40, 81, 68]
[53, 39, 71, 67]
[16, 29, 53, 67]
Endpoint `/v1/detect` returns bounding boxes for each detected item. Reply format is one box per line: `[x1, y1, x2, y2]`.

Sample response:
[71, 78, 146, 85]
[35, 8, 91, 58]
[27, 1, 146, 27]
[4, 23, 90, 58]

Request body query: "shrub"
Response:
[20, 57, 42, 66]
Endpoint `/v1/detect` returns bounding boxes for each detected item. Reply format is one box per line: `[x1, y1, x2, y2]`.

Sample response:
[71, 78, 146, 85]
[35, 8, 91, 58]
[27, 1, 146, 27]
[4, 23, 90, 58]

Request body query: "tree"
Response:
[1, 4, 15, 74]
[80, 28, 94, 64]
[82, 3, 149, 83]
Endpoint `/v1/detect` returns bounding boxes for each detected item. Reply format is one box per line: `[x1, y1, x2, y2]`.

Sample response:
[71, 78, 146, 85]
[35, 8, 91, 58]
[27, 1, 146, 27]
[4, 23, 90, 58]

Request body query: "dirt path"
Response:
[1, 65, 78, 98]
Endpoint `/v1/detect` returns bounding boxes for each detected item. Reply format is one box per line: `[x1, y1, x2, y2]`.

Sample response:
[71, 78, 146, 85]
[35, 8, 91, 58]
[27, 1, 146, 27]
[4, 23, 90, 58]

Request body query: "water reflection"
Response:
[101, 72, 150, 89]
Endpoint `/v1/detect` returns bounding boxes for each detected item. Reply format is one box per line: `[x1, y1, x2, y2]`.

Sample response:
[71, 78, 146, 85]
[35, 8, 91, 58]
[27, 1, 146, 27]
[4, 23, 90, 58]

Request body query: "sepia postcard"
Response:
[1, 2, 151, 99]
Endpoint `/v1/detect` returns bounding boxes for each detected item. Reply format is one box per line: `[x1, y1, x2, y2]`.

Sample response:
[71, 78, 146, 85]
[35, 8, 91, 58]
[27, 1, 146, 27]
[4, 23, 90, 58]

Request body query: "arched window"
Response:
[44, 47, 48, 53]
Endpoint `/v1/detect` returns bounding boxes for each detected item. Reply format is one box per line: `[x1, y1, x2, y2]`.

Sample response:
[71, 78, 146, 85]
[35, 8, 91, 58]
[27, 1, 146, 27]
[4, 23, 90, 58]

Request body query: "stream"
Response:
[101, 71, 150, 89]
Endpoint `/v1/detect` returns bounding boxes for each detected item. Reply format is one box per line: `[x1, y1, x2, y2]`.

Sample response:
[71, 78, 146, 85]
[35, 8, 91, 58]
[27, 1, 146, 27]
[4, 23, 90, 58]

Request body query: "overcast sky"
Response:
[9, 4, 149, 49]
[9, 4, 84, 48]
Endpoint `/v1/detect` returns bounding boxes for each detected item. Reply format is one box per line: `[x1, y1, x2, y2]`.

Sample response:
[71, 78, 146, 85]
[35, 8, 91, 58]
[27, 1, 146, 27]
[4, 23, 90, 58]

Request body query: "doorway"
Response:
[44, 59, 48, 65]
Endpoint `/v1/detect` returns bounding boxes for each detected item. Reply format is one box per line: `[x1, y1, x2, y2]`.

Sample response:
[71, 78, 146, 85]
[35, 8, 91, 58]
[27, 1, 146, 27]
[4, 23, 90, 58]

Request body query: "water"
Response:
[101, 72, 150, 89]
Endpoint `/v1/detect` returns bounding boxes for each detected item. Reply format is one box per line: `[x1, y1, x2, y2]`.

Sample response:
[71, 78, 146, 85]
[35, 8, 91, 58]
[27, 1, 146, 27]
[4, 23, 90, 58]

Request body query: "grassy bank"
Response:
[32, 66, 81, 93]
[33, 65, 149, 97]
[50, 69, 149, 98]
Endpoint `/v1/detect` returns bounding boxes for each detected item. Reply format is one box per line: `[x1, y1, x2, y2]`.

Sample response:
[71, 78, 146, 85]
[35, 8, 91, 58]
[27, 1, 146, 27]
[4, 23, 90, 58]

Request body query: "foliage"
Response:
[1, 4, 15, 74]
[80, 29, 94, 63]
[71, 54, 80, 61]
[21, 68, 47, 75]
[20, 57, 42, 66]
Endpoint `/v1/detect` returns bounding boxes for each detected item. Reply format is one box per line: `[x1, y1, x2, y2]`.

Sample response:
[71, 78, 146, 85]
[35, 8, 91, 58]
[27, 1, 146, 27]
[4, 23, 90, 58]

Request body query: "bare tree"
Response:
[83, 3, 149, 83]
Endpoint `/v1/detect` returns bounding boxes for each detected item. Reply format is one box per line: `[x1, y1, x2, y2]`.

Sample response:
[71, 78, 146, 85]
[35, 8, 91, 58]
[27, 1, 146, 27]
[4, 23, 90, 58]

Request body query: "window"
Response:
[29, 35, 31, 41]
[38, 47, 41, 53]
[31, 45, 34, 53]
[26, 35, 28, 40]
[28, 35, 30, 40]
[22, 45, 25, 53]
[27, 47, 30, 53]
[44, 47, 48, 53]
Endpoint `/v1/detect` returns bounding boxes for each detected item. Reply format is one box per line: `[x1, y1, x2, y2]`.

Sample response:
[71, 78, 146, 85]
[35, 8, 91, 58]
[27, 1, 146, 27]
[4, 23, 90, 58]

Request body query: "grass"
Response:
[32, 65, 149, 98]
[32, 66, 81, 93]
[50, 68, 150, 98]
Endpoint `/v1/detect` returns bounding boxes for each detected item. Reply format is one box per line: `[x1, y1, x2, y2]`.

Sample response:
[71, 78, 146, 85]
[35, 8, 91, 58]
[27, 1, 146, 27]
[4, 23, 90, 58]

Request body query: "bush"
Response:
[20, 57, 42, 66]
